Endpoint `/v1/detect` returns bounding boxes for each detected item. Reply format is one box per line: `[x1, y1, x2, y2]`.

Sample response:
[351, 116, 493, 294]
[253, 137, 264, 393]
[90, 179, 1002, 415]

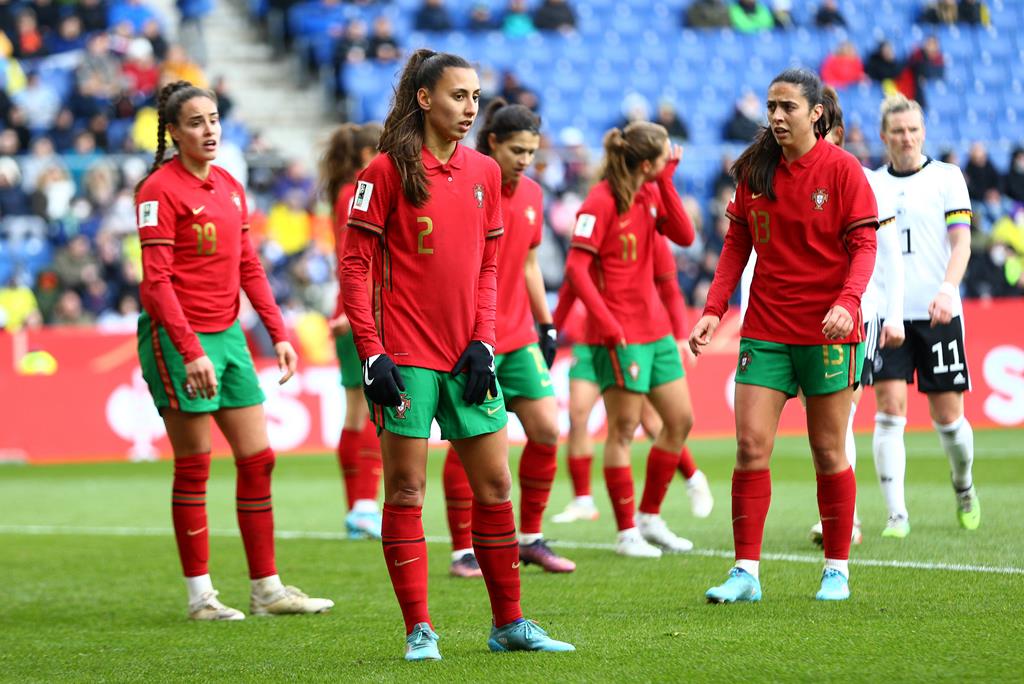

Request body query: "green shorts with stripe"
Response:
[335, 331, 362, 390]
[495, 343, 555, 406]
[568, 343, 597, 384]
[137, 312, 265, 413]
[591, 334, 685, 393]
[369, 366, 508, 441]
[735, 337, 865, 397]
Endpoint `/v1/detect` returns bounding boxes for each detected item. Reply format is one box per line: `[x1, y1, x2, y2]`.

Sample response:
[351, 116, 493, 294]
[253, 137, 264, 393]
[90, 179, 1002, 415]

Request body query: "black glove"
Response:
[538, 323, 557, 369]
[362, 354, 405, 407]
[450, 340, 497, 405]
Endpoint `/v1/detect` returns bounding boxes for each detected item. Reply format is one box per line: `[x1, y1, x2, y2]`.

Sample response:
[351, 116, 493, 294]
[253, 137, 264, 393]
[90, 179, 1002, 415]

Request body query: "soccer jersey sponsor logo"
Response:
[473, 183, 484, 208]
[353, 181, 374, 211]
[751, 192, 763, 200]
[191, 205, 205, 215]
[138, 201, 159, 228]
[811, 188, 830, 211]
[574, 213, 597, 238]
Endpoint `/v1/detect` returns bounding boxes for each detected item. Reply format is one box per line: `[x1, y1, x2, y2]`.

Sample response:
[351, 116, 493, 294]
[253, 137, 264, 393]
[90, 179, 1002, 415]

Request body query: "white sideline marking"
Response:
[1, 524, 1021, 576]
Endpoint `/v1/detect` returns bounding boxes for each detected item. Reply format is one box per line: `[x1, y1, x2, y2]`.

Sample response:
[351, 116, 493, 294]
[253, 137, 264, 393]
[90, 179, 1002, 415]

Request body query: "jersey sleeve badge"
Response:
[353, 180, 374, 212]
[574, 213, 597, 238]
[138, 201, 159, 228]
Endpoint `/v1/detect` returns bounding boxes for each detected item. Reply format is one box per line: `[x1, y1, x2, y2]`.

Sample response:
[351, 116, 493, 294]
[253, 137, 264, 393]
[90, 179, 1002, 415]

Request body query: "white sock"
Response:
[252, 573, 283, 596]
[352, 499, 378, 513]
[451, 547, 473, 562]
[574, 494, 595, 507]
[934, 415, 974, 491]
[846, 402, 857, 471]
[735, 559, 759, 579]
[824, 558, 849, 579]
[873, 412, 908, 519]
[185, 574, 213, 605]
[519, 532, 543, 545]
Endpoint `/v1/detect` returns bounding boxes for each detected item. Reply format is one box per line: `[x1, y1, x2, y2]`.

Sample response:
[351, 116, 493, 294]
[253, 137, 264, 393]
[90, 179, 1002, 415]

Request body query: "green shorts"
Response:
[495, 343, 555, 406]
[568, 343, 597, 384]
[736, 337, 865, 397]
[137, 312, 265, 413]
[369, 366, 508, 441]
[335, 331, 362, 390]
[591, 335, 685, 393]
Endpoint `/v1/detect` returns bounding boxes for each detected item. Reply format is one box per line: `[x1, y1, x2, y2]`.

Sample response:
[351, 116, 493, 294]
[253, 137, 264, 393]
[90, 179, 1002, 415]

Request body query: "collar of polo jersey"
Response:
[778, 135, 826, 173]
[421, 143, 465, 172]
[170, 155, 215, 188]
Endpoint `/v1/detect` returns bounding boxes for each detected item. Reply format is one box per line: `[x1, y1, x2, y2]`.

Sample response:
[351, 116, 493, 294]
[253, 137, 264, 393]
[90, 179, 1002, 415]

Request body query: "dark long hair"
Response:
[474, 98, 541, 156]
[320, 122, 383, 211]
[378, 49, 472, 207]
[600, 121, 668, 214]
[730, 68, 840, 200]
[134, 80, 217, 197]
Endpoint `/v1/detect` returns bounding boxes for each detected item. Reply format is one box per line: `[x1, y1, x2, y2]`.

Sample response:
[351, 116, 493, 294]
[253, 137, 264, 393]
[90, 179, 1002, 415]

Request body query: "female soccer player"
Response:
[321, 121, 385, 539]
[690, 68, 877, 603]
[563, 122, 698, 558]
[441, 98, 575, 577]
[340, 50, 573, 660]
[135, 80, 333, 620]
[551, 239, 713, 525]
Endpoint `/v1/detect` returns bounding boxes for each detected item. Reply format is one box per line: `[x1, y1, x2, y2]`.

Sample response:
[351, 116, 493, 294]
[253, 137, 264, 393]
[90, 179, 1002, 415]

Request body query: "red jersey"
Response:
[342, 145, 503, 371]
[653, 235, 688, 339]
[495, 175, 544, 355]
[705, 138, 878, 345]
[137, 157, 285, 362]
[569, 180, 680, 344]
[332, 182, 357, 319]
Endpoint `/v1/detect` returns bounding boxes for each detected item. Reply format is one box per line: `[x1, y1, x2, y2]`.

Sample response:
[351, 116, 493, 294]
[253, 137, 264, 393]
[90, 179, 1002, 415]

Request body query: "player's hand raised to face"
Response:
[688, 315, 720, 357]
[275, 341, 298, 385]
[821, 305, 853, 340]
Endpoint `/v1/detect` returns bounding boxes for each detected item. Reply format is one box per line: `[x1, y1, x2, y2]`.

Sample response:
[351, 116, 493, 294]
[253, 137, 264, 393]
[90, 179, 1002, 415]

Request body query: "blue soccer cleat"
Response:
[346, 509, 382, 540]
[488, 619, 576, 653]
[706, 567, 762, 604]
[815, 568, 850, 601]
[404, 622, 441, 661]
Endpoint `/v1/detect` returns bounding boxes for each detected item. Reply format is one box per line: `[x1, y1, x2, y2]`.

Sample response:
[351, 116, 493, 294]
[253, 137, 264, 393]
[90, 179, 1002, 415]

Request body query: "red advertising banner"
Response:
[1, 299, 1022, 464]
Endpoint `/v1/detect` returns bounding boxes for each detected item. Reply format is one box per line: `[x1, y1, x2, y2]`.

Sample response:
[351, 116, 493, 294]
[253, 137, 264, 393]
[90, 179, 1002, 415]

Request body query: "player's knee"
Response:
[736, 433, 771, 468]
[809, 443, 846, 473]
[472, 470, 512, 504]
[386, 475, 426, 507]
[529, 420, 560, 446]
[608, 416, 640, 445]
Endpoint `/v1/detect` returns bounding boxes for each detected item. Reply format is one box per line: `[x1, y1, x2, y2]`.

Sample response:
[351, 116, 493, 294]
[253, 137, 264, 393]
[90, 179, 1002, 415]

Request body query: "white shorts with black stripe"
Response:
[860, 316, 881, 386]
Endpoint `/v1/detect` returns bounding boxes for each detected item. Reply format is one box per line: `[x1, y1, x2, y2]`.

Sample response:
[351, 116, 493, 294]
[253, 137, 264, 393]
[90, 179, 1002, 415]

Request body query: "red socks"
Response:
[443, 447, 473, 551]
[472, 500, 523, 627]
[817, 467, 857, 561]
[604, 466, 636, 531]
[235, 447, 277, 579]
[337, 422, 383, 509]
[732, 469, 771, 561]
[172, 452, 210, 577]
[337, 428, 361, 510]
[382, 503, 431, 633]
[677, 446, 697, 480]
[639, 446, 679, 515]
[567, 453, 592, 497]
[518, 441, 558, 535]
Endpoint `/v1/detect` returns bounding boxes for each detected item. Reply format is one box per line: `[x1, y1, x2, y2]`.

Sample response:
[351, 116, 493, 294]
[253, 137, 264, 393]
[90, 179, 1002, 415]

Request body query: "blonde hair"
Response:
[880, 93, 924, 132]
[600, 122, 668, 214]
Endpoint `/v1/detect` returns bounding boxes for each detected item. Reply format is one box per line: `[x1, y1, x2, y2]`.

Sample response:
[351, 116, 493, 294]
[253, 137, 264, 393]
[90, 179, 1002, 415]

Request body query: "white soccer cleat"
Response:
[615, 527, 663, 558]
[685, 470, 714, 518]
[637, 514, 694, 553]
[250, 585, 334, 616]
[551, 498, 600, 523]
[809, 520, 863, 547]
[188, 590, 245, 621]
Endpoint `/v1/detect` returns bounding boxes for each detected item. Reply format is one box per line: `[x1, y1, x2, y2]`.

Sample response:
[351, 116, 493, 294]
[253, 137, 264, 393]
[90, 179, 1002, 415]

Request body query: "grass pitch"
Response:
[1, 429, 1021, 682]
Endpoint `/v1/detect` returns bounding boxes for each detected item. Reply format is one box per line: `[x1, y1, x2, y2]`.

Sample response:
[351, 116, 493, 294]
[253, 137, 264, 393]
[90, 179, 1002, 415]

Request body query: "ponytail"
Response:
[379, 49, 472, 207]
[600, 121, 668, 214]
[475, 97, 541, 157]
[134, 80, 216, 198]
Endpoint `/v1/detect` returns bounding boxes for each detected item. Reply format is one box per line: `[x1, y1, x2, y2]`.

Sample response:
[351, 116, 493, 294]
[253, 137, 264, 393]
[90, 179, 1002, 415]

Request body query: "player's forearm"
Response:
[655, 174, 696, 247]
[564, 248, 620, 333]
[703, 220, 753, 319]
[471, 236, 499, 347]
[341, 227, 385, 360]
[656, 275, 688, 339]
[834, 226, 877, 318]
[139, 245, 205, 363]
[240, 233, 288, 345]
[943, 229, 971, 289]
[524, 249, 552, 325]
[551, 280, 576, 330]
[332, 225, 347, 320]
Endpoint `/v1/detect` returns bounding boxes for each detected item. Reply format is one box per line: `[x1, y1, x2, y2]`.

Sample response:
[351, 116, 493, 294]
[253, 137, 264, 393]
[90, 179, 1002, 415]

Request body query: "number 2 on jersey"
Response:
[192, 222, 217, 255]
[416, 216, 434, 255]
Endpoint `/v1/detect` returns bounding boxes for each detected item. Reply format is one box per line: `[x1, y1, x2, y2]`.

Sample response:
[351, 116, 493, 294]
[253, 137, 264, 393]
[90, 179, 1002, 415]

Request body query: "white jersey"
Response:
[862, 168, 904, 326]
[872, 156, 972, 321]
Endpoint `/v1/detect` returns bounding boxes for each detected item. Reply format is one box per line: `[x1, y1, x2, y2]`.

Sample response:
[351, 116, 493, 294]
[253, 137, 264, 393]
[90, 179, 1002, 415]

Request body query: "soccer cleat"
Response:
[809, 520, 863, 547]
[519, 539, 576, 573]
[551, 499, 599, 523]
[405, 622, 442, 661]
[449, 552, 484, 578]
[685, 470, 714, 518]
[706, 567, 762, 604]
[346, 509, 383, 540]
[487, 619, 575, 653]
[881, 514, 911, 539]
[188, 590, 245, 621]
[250, 585, 334, 616]
[815, 568, 851, 601]
[956, 486, 981, 530]
[615, 527, 662, 558]
[638, 514, 694, 553]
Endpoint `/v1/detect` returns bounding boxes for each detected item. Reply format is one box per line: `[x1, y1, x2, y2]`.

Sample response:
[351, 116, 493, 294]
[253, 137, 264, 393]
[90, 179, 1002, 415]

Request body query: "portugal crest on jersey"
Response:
[811, 188, 829, 211]
[525, 205, 536, 225]
[628, 362, 640, 381]
[473, 184, 484, 208]
[231, 191, 242, 212]
[739, 351, 752, 373]
[395, 394, 412, 420]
